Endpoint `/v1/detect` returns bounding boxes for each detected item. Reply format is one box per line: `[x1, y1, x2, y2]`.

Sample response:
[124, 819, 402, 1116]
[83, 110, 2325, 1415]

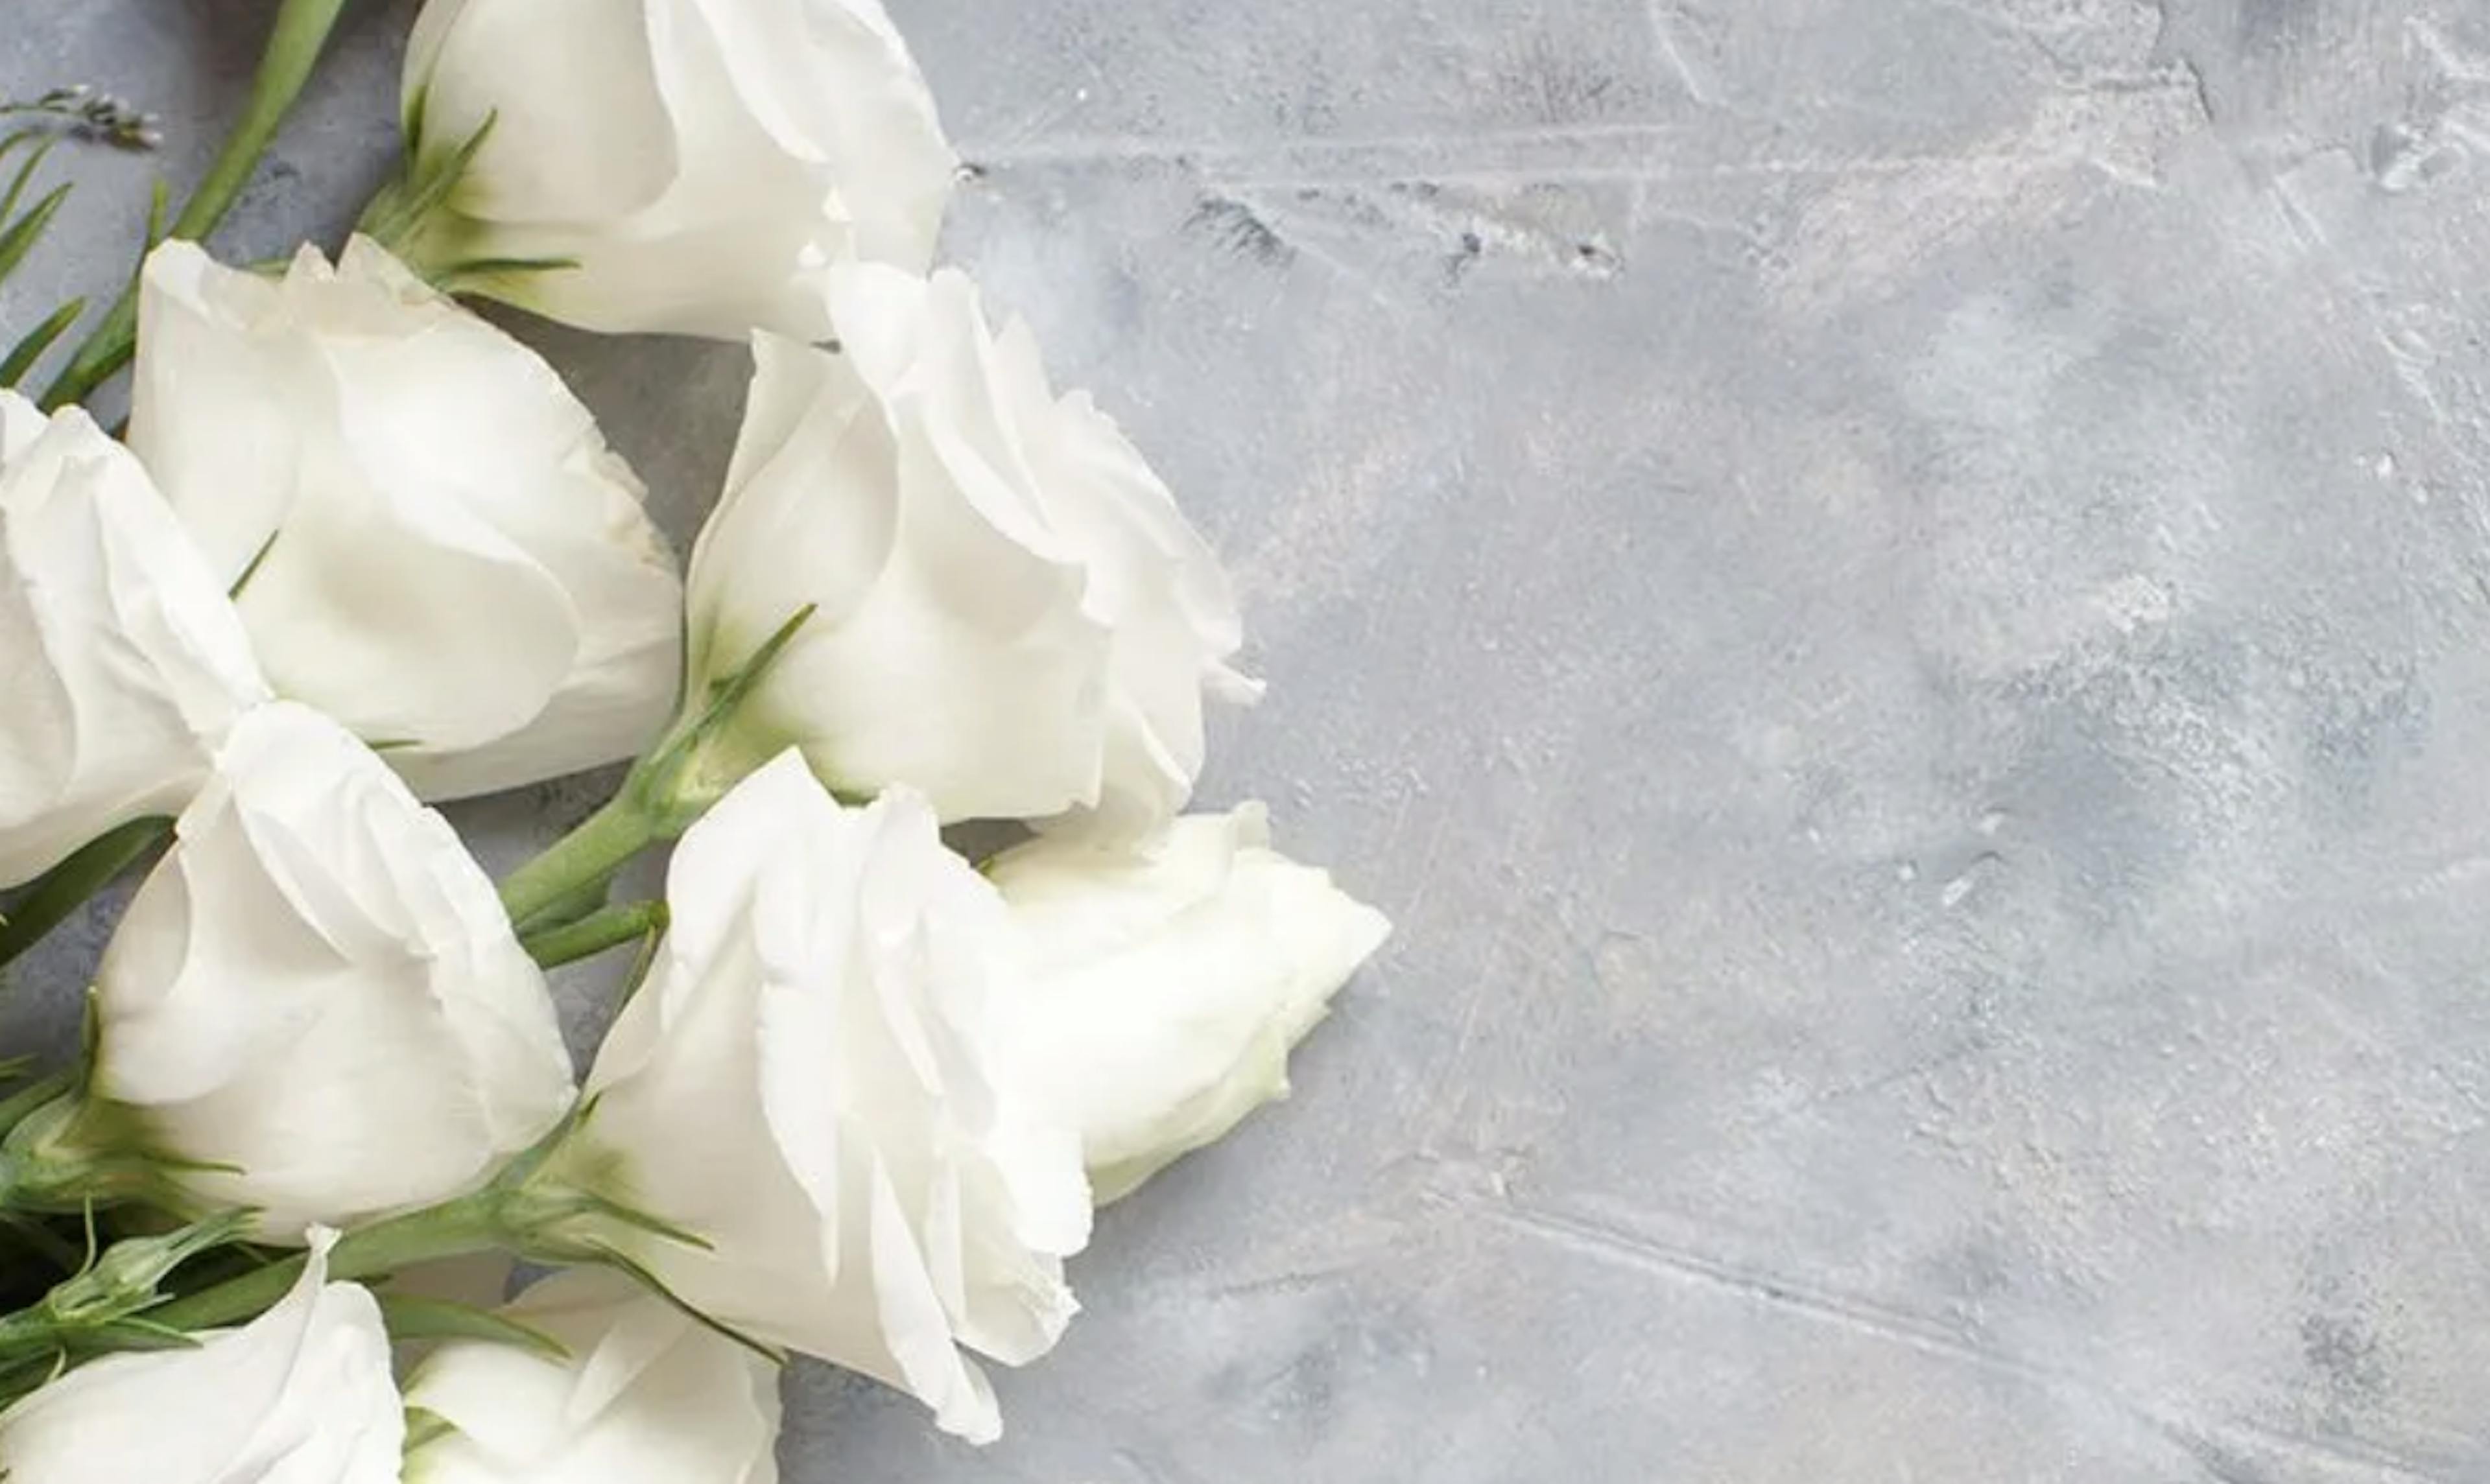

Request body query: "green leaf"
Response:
[0, 1214, 81, 1273]
[0, 816, 173, 973]
[0, 131, 59, 224]
[375, 1295, 570, 1362]
[41, 0, 350, 412]
[0, 297, 82, 388]
[0, 183, 71, 285]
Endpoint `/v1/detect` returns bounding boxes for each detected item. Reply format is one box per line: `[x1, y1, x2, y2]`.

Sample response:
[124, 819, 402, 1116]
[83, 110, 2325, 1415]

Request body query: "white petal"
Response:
[687, 264, 1251, 833]
[0, 1229, 403, 1483]
[412, 0, 678, 224]
[991, 807, 1390, 1201]
[571, 764, 1089, 1441]
[398, 0, 953, 339]
[404, 1269, 782, 1484]
[95, 703, 575, 1236]
[0, 394, 267, 887]
[130, 239, 682, 802]
[690, 307, 1120, 823]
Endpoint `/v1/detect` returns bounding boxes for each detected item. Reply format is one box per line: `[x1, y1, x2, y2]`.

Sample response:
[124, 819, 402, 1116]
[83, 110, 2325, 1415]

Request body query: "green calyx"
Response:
[138, 1094, 694, 1337]
[0, 1094, 191, 1218]
[628, 602, 825, 836]
[356, 100, 576, 297]
[0, 1208, 253, 1348]
[0, 1208, 258, 1405]
[497, 604, 819, 934]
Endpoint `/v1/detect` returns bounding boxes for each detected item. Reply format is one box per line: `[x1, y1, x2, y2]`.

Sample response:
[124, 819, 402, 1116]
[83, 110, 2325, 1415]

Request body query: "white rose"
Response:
[553, 752, 1090, 1444]
[403, 1269, 782, 1484]
[989, 805, 1391, 1203]
[0, 1228, 403, 1483]
[0, 391, 268, 888]
[76, 701, 576, 1236]
[129, 238, 682, 803]
[685, 265, 1257, 838]
[392, 0, 956, 340]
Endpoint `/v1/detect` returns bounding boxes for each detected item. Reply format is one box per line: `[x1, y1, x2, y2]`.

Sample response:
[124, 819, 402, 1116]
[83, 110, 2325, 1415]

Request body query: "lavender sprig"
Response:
[0, 86, 163, 152]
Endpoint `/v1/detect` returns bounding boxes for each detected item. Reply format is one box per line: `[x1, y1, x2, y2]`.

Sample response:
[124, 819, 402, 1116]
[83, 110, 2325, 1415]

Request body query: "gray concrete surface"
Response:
[10, 1, 2490, 1479]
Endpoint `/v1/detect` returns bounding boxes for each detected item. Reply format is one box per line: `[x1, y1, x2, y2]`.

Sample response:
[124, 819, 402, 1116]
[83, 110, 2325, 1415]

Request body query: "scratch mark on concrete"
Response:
[1458, 1195, 2460, 1481]
[967, 119, 1694, 171]
[1111, 1447, 1200, 1484]
[1742, 1039, 1995, 1131]
[1467, 1197, 2030, 1368]
[2260, 156, 2461, 438]
[1644, 2, 1716, 107]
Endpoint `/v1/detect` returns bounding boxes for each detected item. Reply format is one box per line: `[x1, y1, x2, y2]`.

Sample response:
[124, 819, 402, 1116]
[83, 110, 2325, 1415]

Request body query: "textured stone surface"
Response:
[10, 1, 2490, 1479]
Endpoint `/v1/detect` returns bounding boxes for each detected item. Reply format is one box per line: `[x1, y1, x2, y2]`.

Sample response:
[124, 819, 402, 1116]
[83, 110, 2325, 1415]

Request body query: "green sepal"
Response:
[360, 108, 496, 250]
[0, 1090, 190, 1217]
[228, 528, 281, 600]
[375, 1295, 569, 1363]
[403, 1406, 457, 1455]
[0, 1208, 257, 1363]
[579, 1241, 785, 1368]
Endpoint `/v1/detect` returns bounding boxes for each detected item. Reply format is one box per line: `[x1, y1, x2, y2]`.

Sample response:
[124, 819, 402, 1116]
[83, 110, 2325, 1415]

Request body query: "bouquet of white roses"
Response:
[0, 2, 1388, 1478]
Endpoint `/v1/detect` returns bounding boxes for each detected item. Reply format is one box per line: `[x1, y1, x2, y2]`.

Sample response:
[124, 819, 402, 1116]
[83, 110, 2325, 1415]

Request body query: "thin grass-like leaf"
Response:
[0, 132, 58, 224]
[0, 130, 47, 180]
[0, 297, 82, 387]
[0, 183, 73, 285]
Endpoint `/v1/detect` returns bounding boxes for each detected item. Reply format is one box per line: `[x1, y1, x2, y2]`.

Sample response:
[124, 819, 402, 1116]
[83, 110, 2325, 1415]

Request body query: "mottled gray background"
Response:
[9, 0, 2490, 1479]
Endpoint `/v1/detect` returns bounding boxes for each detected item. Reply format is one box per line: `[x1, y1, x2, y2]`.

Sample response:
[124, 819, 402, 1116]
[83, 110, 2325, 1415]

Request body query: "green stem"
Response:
[0, 818, 171, 972]
[521, 900, 666, 971]
[495, 604, 824, 933]
[498, 796, 665, 934]
[147, 1191, 504, 1334]
[0, 1213, 80, 1273]
[39, 0, 350, 410]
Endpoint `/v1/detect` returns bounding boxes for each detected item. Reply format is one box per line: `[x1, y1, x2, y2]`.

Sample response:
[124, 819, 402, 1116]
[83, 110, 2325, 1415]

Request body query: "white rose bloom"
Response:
[685, 265, 1257, 838]
[0, 391, 268, 888]
[989, 805, 1391, 1202]
[558, 752, 1090, 1444]
[0, 1229, 403, 1483]
[89, 702, 576, 1237]
[404, 1269, 782, 1484]
[130, 238, 682, 803]
[396, 0, 956, 339]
